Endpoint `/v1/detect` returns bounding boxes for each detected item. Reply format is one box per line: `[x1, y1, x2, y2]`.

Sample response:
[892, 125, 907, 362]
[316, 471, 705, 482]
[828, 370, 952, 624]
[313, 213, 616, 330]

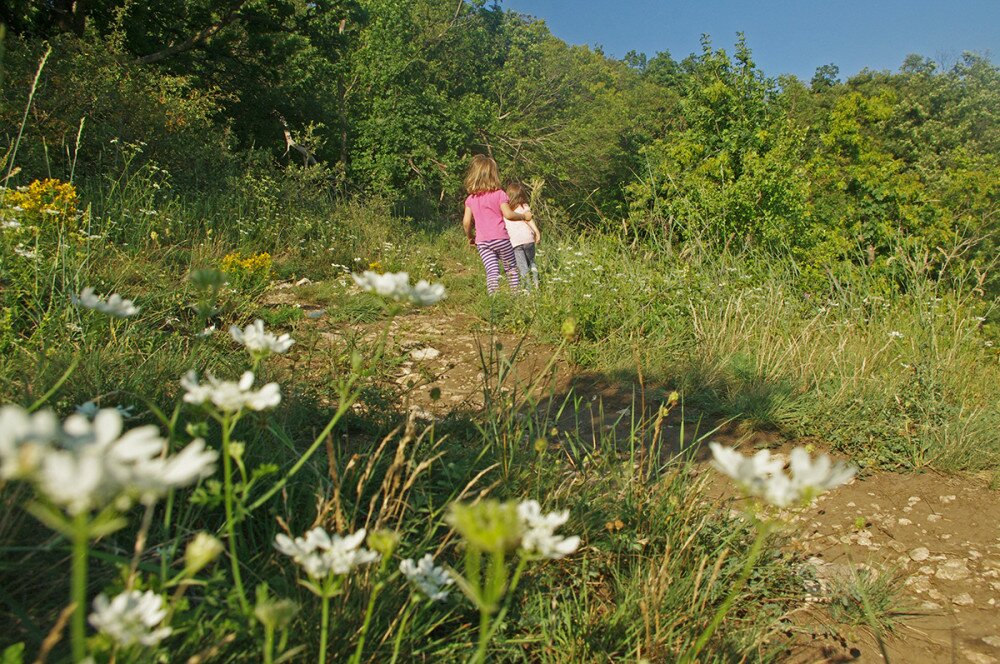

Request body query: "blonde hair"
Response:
[464, 154, 501, 194]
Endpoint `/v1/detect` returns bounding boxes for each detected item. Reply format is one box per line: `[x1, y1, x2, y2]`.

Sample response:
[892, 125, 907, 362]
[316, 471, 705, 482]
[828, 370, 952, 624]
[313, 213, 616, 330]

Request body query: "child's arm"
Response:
[528, 220, 540, 243]
[462, 206, 475, 244]
[501, 202, 532, 222]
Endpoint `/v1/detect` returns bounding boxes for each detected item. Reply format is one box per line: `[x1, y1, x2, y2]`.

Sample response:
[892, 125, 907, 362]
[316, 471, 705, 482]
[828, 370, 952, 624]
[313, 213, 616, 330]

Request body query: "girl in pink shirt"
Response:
[461, 155, 532, 294]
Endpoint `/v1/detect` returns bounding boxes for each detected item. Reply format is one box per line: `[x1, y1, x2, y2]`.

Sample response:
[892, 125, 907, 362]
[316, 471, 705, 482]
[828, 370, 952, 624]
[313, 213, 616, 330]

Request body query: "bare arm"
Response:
[500, 202, 532, 222]
[528, 220, 541, 243]
[462, 206, 475, 243]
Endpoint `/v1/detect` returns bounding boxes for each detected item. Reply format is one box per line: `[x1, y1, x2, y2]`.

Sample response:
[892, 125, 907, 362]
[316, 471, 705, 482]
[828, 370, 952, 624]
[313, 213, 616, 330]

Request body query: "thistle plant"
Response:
[679, 443, 856, 663]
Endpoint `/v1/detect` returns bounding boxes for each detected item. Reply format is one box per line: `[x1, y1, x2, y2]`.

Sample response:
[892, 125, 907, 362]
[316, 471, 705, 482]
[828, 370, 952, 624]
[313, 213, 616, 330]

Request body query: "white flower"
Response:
[229, 319, 294, 357]
[888, 331, 904, 339]
[181, 371, 281, 413]
[352, 271, 411, 300]
[2, 220, 21, 229]
[274, 527, 379, 579]
[89, 590, 172, 647]
[709, 443, 855, 508]
[71, 287, 140, 318]
[400, 554, 453, 601]
[787, 447, 856, 502]
[128, 438, 218, 503]
[0, 405, 58, 479]
[352, 271, 447, 306]
[14, 246, 36, 259]
[708, 443, 785, 500]
[517, 500, 580, 559]
[197, 325, 216, 338]
[2, 405, 216, 514]
[411, 280, 447, 305]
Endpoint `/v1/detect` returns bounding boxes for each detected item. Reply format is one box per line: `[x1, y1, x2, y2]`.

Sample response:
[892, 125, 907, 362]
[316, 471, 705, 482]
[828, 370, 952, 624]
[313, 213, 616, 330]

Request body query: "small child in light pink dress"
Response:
[502, 181, 540, 289]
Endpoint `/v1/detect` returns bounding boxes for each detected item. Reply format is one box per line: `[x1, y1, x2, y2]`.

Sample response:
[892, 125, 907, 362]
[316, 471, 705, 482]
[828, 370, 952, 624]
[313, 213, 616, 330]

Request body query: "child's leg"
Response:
[512, 245, 531, 289]
[522, 243, 539, 287]
[476, 242, 502, 294]
[495, 240, 520, 291]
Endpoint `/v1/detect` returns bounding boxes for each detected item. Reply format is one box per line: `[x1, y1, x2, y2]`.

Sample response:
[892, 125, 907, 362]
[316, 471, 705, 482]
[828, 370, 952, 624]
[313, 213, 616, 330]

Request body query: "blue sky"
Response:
[499, 0, 999, 80]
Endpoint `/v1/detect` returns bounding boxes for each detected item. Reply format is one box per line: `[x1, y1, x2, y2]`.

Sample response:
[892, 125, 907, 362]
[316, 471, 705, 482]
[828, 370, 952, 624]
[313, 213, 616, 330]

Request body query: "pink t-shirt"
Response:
[465, 189, 510, 243]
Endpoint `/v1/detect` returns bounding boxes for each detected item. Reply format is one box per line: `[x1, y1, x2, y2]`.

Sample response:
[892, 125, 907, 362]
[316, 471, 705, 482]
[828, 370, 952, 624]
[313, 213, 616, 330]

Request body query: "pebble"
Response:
[411, 347, 441, 361]
[984, 636, 1000, 648]
[952, 593, 974, 606]
[935, 559, 971, 581]
[909, 547, 930, 562]
[939, 495, 957, 504]
[963, 651, 998, 664]
[927, 514, 942, 522]
[898, 518, 913, 526]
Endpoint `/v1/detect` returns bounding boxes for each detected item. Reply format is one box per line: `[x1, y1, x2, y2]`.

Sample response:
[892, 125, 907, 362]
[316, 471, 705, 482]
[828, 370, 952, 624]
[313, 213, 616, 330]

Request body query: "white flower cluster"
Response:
[72, 287, 140, 318]
[274, 527, 379, 579]
[230, 320, 294, 357]
[181, 371, 280, 413]
[399, 554, 453, 601]
[89, 590, 172, 647]
[0, 405, 216, 515]
[709, 443, 856, 508]
[352, 271, 446, 306]
[517, 500, 581, 559]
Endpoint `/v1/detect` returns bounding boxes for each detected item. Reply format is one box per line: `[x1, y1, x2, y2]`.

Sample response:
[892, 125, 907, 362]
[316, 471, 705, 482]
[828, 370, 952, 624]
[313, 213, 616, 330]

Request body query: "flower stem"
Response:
[348, 580, 382, 664]
[681, 522, 769, 664]
[70, 513, 89, 663]
[263, 623, 275, 664]
[319, 594, 331, 664]
[220, 414, 248, 613]
[390, 601, 415, 664]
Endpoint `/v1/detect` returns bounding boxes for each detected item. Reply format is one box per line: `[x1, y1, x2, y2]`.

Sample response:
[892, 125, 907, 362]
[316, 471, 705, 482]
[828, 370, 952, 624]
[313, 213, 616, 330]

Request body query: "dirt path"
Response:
[284, 293, 1000, 663]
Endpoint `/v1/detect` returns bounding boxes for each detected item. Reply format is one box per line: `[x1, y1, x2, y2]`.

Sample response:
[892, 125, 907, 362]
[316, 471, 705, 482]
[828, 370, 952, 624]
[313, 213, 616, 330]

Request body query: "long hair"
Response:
[464, 154, 501, 194]
[506, 181, 529, 208]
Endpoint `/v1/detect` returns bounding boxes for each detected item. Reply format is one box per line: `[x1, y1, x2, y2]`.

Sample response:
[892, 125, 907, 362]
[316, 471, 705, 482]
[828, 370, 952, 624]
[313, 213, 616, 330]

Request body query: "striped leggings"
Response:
[476, 239, 519, 294]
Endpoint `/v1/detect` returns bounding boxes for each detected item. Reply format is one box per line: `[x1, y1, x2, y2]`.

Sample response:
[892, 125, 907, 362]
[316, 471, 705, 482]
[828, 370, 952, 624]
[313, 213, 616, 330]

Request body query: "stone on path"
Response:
[909, 547, 930, 562]
[935, 559, 971, 581]
[411, 347, 441, 361]
[952, 593, 974, 606]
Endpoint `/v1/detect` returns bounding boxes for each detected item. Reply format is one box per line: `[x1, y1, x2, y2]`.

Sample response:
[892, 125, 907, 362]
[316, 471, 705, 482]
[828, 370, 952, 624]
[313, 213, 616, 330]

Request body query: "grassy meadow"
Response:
[2, 8, 999, 662]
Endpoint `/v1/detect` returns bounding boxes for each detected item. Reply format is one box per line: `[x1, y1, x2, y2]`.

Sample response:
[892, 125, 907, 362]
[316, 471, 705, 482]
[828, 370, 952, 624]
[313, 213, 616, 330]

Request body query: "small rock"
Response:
[908, 496, 921, 504]
[962, 651, 996, 664]
[918, 600, 942, 611]
[952, 593, 974, 606]
[927, 514, 942, 523]
[928, 589, 945, 601]
[410, 347, 441, 361]
[939, 495, 957, 504]
[983, 636, 1000, 648]
[936, 559, 971, 581]
[906, 575, 933, 593]
[295, 277, 312, 286]
[898, 518, 913, 526]
[909, 547, 931, 562]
